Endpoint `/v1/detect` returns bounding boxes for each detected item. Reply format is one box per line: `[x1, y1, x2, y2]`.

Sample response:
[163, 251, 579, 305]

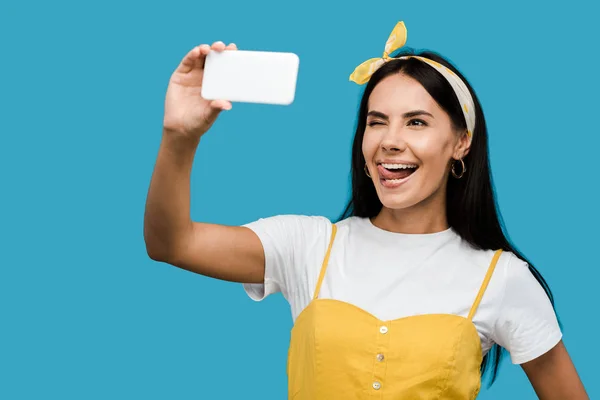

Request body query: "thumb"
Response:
[203, 99, 232, 124]
[210, 99, 232, 112]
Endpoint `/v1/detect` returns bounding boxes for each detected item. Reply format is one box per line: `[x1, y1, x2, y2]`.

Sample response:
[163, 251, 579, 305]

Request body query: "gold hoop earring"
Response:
[364, 163, 371, 178]
[451, 158, 466, 179]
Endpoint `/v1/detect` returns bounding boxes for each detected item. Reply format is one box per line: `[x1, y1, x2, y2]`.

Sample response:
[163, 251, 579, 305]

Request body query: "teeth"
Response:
[381, 163, 417, 169]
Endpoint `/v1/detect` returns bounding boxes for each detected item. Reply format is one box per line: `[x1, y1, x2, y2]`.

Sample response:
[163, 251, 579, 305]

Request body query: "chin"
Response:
[375, 180, 445, 213]
[373, 175, 436, 211]
[378, 194, 421, 211]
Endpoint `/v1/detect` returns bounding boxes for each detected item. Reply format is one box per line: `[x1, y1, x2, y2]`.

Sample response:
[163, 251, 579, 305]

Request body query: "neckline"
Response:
[295, 297, 474, 326]
[357, 217, 457, 246]
[292, 298, 483, 361]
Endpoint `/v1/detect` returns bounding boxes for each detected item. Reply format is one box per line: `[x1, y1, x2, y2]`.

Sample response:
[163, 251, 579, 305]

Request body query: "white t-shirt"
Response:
[242, 215, 562, 365]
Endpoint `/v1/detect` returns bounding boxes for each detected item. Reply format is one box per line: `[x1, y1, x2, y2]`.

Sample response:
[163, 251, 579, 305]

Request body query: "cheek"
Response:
[411, 135, 454, 166]
[362, 133, 378, 160]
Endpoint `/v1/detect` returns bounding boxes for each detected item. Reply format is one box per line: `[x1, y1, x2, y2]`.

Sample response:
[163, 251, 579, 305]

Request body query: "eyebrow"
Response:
[367, 110, 435, 120]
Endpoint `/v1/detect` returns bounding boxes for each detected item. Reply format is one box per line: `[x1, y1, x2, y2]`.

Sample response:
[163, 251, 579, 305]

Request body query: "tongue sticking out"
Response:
[377, 165, 416, 180]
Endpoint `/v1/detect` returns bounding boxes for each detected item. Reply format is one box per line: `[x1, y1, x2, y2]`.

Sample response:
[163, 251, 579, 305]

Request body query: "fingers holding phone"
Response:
[163, 41, 299, 141]
[163, 41, 237, 139]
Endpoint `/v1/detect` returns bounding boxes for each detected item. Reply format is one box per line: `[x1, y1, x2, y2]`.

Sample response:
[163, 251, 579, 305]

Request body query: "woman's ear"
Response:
[453, 130, 471, 159]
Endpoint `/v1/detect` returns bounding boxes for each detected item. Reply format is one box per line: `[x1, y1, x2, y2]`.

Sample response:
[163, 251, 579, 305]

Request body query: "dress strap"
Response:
[467, 249, 503, 320]
[312, 223, 338, 300]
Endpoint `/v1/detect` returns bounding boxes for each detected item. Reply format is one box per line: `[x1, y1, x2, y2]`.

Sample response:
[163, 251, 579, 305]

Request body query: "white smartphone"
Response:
[201, 49, 300, 106]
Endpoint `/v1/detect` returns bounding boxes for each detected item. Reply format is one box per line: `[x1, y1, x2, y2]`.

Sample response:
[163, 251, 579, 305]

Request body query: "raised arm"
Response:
[144, 41, 264, 284]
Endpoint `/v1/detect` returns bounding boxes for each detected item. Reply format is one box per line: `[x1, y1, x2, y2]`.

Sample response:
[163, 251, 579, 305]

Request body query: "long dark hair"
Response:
[338, 48, 557, 385]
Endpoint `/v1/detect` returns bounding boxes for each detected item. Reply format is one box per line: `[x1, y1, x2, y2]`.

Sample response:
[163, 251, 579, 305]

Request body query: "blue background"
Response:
[2, 1, 598, 398]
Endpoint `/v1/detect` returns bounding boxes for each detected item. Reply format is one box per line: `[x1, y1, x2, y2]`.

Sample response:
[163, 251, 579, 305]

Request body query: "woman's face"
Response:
[362, 73, 469, 211]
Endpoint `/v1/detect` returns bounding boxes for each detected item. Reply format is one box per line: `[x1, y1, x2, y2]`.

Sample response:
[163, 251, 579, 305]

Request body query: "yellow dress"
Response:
[287, 224, 503, 399]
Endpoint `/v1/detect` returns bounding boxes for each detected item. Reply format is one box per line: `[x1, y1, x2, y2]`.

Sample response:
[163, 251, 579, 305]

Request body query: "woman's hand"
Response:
[163, 41, 237, 139]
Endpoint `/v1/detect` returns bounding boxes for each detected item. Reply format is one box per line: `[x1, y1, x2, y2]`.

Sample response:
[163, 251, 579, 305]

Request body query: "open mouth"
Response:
[377, 162, 418, 183]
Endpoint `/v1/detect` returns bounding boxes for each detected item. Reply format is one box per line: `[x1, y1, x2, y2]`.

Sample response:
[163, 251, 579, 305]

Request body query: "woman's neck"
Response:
[370, 192, 449, 234]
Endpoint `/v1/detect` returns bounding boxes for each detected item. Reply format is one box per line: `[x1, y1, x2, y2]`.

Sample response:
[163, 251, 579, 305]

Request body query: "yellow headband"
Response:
[349, 21, 476, 138]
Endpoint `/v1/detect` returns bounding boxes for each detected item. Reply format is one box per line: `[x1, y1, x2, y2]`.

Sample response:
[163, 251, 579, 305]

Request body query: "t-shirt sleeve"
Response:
[241, 214, 332, 302]
[491, 253, 563, 364]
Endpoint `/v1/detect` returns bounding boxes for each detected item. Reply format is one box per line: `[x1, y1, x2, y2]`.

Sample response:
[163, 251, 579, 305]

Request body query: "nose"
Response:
[380, 127, 407, 153]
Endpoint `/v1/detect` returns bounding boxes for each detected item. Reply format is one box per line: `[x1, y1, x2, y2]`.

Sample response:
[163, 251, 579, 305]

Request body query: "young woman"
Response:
[144, 21, 588, 399]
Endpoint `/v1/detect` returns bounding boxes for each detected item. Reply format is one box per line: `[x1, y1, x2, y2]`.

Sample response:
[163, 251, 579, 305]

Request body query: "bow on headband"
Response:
[349, 21, 476, 138]
[349, 21, 409, 85]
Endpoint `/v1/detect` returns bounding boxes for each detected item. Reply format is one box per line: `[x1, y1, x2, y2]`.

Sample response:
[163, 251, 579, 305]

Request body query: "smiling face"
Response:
[362, 73, 470, 212]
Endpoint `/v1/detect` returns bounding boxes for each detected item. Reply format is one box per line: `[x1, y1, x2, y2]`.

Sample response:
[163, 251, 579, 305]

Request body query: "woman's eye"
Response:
[368, 119, 427, 127]
[408, 119, 427, 127]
